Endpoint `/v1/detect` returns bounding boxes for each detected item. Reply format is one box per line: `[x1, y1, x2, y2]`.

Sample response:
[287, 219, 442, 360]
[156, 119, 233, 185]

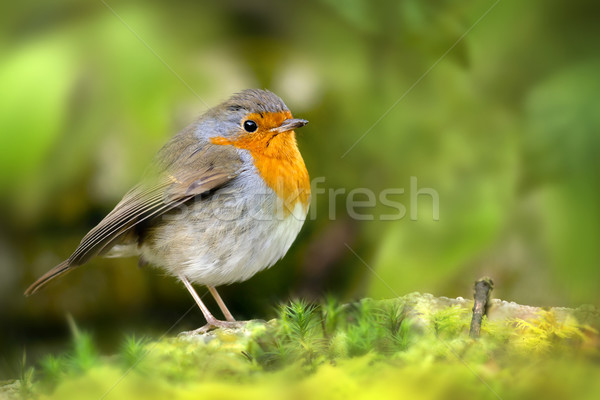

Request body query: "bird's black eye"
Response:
[243, 120, 258, 132]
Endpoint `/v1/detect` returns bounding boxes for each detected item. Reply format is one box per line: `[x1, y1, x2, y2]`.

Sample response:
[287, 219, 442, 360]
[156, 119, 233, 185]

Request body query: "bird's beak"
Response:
[274, 118, 308, 133]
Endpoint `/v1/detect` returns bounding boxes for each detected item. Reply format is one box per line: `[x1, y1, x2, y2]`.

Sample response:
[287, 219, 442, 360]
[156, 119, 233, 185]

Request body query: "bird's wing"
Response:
[25, 136, 242, 295]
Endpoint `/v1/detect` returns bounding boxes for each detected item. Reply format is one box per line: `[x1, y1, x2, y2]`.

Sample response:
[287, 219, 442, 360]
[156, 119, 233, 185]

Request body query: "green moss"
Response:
[10, 294, 600, 400]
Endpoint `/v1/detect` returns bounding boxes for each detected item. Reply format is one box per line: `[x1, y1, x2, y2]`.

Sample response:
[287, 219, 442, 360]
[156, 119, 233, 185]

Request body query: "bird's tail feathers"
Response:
[24, 260, 73, 296]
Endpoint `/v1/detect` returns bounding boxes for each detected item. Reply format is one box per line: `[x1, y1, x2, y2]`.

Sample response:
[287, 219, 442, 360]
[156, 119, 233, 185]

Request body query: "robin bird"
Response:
[25, 89, 311, 333]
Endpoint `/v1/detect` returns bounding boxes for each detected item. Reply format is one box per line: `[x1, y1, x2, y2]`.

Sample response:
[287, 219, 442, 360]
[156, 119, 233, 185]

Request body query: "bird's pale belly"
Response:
[138, 182, 308, 287]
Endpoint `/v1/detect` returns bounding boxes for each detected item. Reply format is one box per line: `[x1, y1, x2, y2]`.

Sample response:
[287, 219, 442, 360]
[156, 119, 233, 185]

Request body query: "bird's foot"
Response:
[179, 319, 250, 336]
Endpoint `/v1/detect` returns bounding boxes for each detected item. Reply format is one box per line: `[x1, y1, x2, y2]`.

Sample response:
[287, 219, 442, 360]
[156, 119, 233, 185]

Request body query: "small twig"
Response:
[469, 277, 494, 339]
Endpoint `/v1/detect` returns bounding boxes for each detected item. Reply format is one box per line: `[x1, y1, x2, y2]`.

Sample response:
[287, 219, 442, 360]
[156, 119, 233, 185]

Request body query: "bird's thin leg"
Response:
[179, 275, 218, 325]
[178, 275, 246, 334]
[207, 286, 235, 322]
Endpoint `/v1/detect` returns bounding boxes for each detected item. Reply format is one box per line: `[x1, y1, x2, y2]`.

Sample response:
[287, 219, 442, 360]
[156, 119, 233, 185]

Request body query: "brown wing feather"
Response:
[25, 131, 242, 296]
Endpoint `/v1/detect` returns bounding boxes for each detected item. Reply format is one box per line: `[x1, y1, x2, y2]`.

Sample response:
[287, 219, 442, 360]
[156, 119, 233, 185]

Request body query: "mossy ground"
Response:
[6, 294, 600, 400]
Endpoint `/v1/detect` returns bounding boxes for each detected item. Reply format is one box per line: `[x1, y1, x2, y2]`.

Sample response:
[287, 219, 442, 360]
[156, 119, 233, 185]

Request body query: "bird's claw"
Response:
[179, 320, 249, 336]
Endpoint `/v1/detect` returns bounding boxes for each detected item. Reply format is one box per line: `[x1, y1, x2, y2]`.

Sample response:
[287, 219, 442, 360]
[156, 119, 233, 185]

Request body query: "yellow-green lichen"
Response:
[10, 294, 600, 400]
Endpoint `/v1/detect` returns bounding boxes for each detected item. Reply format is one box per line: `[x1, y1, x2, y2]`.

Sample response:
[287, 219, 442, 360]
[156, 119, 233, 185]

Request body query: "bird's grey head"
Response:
[196, 89, 306, 141]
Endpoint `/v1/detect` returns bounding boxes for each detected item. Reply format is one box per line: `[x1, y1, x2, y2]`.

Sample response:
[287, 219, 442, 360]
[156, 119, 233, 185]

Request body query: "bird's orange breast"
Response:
[210, 111, 310, 215]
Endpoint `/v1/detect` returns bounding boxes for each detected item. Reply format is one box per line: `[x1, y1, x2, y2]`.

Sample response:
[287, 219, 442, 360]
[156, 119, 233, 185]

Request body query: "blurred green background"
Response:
[1, 0, 599, 378]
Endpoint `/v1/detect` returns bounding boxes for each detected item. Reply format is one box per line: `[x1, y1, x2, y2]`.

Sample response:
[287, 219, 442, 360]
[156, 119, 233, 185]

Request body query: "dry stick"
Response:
[469, 277, 494, 339]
